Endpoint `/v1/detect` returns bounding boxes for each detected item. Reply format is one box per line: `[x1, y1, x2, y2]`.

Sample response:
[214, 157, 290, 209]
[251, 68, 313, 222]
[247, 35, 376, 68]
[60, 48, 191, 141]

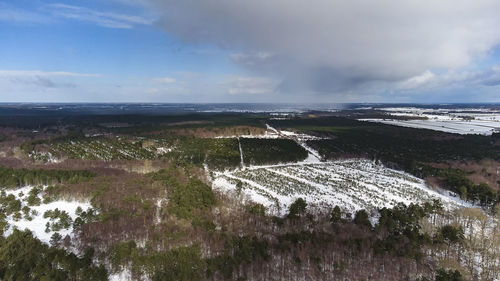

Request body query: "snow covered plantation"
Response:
[213, 159, 467, 216]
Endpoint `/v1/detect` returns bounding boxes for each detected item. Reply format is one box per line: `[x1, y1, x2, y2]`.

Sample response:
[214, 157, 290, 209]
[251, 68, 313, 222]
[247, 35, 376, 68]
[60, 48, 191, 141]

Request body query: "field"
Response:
[359, 107, 500, 135]
[27, 136, 164, 162]
[213, 159, 467, 216]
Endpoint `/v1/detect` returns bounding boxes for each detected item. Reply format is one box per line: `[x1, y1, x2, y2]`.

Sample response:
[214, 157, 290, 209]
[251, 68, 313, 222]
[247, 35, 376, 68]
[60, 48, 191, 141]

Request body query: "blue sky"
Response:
[1, 0, 500, 103]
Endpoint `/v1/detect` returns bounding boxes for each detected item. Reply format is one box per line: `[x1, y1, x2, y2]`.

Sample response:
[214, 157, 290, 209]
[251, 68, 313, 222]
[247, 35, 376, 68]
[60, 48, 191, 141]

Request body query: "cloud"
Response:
[0, 70, 99, 77]
[221, 76, 278, 95]
[19, 77, 76, 88]
[47, 3, 153, 29]
[397, 71, 436, 90]
[150, 0, 500, 97]
[0, 4, 50, 24]
[151, 76, 176, 84]
[0, 70, 98, 90]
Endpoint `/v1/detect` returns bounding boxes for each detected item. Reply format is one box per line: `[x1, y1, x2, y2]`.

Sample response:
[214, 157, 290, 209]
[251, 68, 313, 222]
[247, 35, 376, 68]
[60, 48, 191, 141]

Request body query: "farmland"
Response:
[359, 107, 500, 135]
[213, 159, 467, 216]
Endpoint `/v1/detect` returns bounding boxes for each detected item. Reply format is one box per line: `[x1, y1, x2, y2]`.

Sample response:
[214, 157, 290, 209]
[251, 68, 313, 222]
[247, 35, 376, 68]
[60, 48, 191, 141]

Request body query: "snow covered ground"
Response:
[3, 186, 92, 244]
[360, 107, 500, 135]
[212, 159, 468, 216]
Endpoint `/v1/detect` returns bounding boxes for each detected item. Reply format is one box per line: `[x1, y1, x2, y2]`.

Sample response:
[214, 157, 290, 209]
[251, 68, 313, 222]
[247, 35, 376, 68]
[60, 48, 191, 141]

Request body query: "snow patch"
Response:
[4, 186, 92, 244]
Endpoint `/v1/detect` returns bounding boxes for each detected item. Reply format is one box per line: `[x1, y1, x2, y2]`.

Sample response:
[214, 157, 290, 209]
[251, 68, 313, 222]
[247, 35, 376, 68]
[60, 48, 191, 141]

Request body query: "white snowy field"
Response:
[359, 107, 500, 135]
[360, 118, 500, 135]
[212, 159, 468, 216]
[3, 186, 92, 243]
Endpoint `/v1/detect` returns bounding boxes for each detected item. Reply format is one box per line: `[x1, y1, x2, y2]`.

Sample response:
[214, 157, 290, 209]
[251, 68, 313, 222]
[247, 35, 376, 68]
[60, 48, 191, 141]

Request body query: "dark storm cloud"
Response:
[149, 0, 500, 96]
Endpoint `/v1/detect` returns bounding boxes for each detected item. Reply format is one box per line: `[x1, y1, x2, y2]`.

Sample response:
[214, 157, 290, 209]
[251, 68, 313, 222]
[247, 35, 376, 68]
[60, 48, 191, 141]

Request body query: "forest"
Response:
[270, 116, 500, 207]
[0, 108, 498, 280]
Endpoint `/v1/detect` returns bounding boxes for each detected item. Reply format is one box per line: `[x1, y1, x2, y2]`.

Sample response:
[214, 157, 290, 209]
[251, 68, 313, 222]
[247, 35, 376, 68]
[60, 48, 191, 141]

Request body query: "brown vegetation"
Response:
[431, 159, 500, 191]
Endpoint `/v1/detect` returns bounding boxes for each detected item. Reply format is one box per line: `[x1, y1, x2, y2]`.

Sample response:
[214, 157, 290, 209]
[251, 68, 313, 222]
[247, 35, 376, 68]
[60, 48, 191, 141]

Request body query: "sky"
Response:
[1, 0, 500, 103]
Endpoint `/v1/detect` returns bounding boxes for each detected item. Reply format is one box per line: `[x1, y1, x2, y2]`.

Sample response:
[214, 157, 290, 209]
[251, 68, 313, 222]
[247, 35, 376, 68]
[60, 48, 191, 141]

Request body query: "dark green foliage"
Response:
[150, 246, 205, 281]
[354, 210, 371, 228]
[271, 216, 285, 227]
[436, 225, 464, 244]
[275, 117, 499, 166]
[110, 242, 205, 281]
[167, 137, 241, 170]
[246, 203, 266, 216]
[151, 169, 216, 219]
[277, 231, 332, 247]
[192, 217, 216, 232]
[0, 193, 22, 216]
[206, 236, 269, 279]
[205, 138, 241, 170]
[236, 180, 243, 194]
[435, 268, 463, 281]
[375, 203, 437, 259]
[43, 208, 73, 232]
[41, 135, 156, 161]
[0, 166, 95, 188]
[0, 229, 107, 281]
[73, 208, 99, 229]
[438, 168, 497, 206]
[110, 240, 138, 269]
[287, 198, 307, 219]
[330, 205, 343, 224]
[168, 178, 216, 219]
[0, 213, 8, 236]
[240, 138, 308, 165]
[26, 186, 42, 206]
[50, 232, 62, 247]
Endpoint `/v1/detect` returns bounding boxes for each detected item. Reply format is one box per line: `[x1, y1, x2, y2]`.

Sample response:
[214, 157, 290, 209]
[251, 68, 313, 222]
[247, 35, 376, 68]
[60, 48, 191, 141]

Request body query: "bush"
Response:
[435, 268, 463, 281]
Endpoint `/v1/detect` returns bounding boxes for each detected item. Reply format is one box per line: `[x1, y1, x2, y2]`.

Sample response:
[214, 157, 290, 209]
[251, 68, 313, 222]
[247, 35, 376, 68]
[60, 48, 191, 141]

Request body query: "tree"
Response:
[247, 203, 266, 216]
[287, 198, 307, 219]
[236, 180, 243, 195]
[440, 225, 464, 244]
[459, 186, 467, 201]
[330, 205, 343, 224]
[354, 210, 371, 228]
[435, 268, 463, 281]
[50, 232, 62, 247]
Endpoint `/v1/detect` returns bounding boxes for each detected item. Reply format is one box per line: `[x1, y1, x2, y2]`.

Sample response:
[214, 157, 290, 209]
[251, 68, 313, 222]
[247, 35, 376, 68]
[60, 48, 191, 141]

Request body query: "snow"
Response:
[238, 138, 245, 169]
[265, 124, 323, 163]
[361, 107, 500, 135]
[109, 268, 133, 281]
[212, 159, 468, 216]
[155, 198, 164, 225]
[360, 118, 500, 135]
[156, 147, 172, 154]
[4, 186, 92, 244]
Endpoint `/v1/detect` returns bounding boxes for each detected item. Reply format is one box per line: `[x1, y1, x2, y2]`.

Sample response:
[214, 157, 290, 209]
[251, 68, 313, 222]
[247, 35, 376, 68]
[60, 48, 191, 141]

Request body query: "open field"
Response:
[213, 159, 467, 216]
[359, 107, 500, 135]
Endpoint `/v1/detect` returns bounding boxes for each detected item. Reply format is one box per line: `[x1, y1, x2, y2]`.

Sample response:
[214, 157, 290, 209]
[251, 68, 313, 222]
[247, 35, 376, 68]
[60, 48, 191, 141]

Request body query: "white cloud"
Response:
[397, 71, 436, 90]
[0, 3, 50, 24]
[47, 3, 153, 29]
[150, 0, 500, 96]
[0, 70, 99, 77]
[151, 77, 176, 84]
[221, 76, 278, 95]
